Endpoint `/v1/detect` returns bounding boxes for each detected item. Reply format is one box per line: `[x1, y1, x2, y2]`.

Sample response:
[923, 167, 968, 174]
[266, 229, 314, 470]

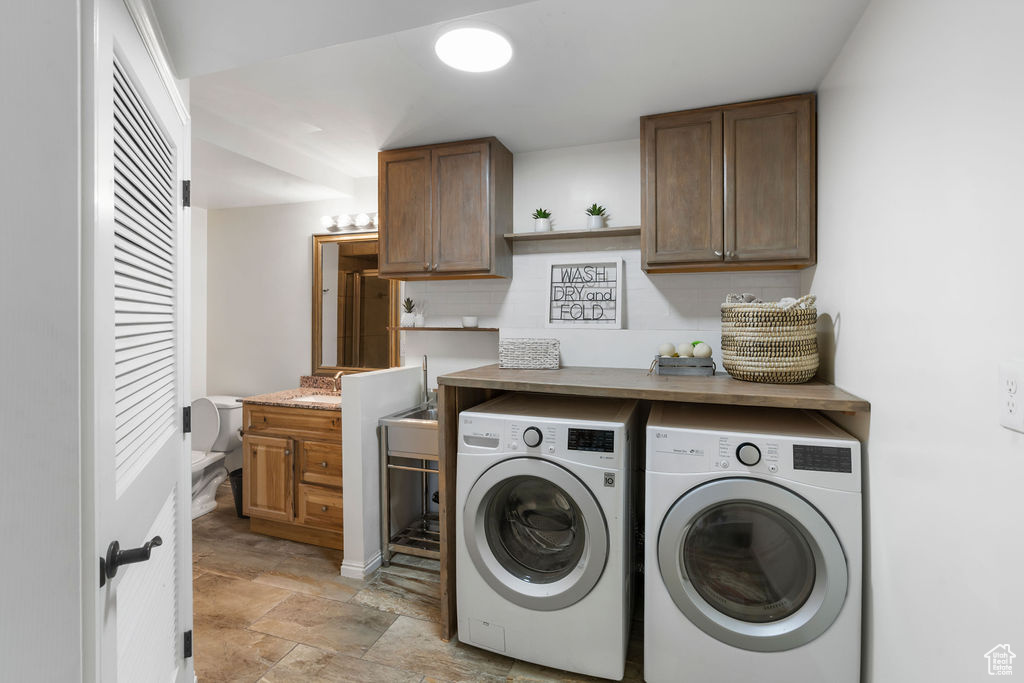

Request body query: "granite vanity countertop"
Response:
[241, 387, 342, 411]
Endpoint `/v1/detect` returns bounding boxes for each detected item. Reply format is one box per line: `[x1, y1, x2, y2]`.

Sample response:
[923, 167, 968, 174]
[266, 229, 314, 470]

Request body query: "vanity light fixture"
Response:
[319, 213, 377, 233]
[434, 27, 512, 73]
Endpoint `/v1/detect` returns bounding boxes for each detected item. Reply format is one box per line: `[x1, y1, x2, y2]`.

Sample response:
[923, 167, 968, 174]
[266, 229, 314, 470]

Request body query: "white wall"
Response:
[340, 367, 423, 578]
[190, 207, 208, 399]
[0, 2, 82, 679]
[810, 1, 1024, 680]
[205, 193, 377, 397]
[405, 140, 803, 386]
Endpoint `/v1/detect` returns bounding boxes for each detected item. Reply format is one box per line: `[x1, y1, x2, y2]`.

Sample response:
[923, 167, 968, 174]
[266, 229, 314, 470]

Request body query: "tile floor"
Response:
[192, 483, 643, 682]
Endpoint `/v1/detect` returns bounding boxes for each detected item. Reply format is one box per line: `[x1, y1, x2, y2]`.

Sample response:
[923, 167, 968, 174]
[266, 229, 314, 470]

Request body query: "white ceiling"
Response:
[161, 0, 869, 209]
[190, 139, 345, 209]
[149, 0, 537, 78]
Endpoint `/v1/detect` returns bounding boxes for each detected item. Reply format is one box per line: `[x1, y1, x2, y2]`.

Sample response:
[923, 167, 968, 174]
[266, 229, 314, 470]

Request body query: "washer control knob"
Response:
[523, 426, 543, 448]
[736, 442, 762, 466]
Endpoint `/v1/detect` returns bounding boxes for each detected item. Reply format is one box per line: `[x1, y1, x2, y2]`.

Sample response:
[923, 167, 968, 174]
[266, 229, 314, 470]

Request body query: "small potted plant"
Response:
[401, 297, 416, 327]
[585, 203, 607, 229]
[532, 208, 552, 232]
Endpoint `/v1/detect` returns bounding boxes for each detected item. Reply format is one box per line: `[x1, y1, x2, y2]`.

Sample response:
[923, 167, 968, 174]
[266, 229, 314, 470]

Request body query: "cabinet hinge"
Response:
[182, 179, 191, 208]
[183, 630, 193, 659]
[183, 406, 191, 434]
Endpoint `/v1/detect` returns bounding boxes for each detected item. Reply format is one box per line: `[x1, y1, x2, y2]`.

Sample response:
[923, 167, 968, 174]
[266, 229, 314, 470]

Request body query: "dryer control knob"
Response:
[523, 426, 543, 448]
[736, 442, 761, 466]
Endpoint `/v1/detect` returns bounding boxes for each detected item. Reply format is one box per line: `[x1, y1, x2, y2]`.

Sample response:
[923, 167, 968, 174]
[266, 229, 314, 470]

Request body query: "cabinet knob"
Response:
[424, 262, 430, 270]
[321, 505, 328, 512]
[284, 449, 290, 456]
[431, 263, 439, 271]
[320, 461, 328, 468]
[726, 250, 736, 258]
[714, 250, 723, 257]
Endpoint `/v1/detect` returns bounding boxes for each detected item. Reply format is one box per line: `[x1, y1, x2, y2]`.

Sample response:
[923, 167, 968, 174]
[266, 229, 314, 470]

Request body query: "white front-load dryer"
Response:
[645, 403, 862, 683]
[457, 394, 639, 680]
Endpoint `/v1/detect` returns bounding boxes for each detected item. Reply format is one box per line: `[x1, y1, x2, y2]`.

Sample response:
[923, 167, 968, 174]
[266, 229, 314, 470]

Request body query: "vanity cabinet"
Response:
[242, 403, 344, 550]
[641, 93, 815, 273]
[243, 434, 294, 522]
[378, 137, 512, 280]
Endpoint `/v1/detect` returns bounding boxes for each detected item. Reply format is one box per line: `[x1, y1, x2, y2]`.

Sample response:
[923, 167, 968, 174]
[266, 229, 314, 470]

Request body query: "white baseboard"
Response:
[340, 551, 382, 579]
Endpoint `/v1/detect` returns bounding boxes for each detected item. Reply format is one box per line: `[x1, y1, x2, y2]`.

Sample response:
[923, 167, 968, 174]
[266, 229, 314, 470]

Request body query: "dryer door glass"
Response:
[657, 478, 848, 652]
[681, 502, 815, 622]
[485, 475, 586, 583]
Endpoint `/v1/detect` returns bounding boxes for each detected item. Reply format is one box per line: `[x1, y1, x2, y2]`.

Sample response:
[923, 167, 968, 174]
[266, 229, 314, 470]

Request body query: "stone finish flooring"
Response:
[193, 483, 643, 682]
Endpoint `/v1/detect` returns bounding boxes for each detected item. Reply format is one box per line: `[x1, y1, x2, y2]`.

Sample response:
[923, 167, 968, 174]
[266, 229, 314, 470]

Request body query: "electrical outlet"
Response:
[999, 360, 1024, 433]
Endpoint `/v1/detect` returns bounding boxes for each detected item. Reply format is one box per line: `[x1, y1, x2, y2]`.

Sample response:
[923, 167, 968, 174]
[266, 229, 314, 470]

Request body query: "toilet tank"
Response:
[192, 395, 243, 453]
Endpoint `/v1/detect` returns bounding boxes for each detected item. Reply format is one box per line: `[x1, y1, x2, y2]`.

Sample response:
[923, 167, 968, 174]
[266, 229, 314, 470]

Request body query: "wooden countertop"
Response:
[438, 364, 869, 413]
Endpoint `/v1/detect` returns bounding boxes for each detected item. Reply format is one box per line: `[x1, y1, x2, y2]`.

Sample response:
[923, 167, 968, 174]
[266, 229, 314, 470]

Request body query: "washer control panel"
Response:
[461, 414, 623, 466]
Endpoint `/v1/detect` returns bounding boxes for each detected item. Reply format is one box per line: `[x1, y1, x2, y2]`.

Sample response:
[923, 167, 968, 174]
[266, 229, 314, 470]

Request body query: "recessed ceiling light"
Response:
[435, 27, 512, 73]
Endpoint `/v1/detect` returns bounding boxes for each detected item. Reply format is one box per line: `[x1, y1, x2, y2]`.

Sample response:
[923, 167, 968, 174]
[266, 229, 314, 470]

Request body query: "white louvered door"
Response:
[86, 0, 192, 681]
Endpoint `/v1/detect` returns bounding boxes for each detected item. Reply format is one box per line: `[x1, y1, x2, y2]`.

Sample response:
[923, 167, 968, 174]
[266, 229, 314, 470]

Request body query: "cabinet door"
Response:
[432, 142, 490, 273]
[724, 96, 814, 263]
[379, 148, 432, 276]
[642, 110, 723, 269]
[243, 434, 294, 522]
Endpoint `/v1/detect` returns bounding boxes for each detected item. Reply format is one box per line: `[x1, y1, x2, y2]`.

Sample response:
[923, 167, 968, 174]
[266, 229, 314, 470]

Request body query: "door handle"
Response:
[100, 536, 162, 587]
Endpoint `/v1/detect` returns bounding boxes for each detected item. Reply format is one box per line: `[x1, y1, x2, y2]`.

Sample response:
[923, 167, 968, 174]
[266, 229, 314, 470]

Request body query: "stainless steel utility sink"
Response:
[379, 403, 440, 564]
[388, 406, 437, 422]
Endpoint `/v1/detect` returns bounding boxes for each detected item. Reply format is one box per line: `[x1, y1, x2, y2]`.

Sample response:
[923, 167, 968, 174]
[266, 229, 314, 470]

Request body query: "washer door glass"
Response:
[658, 478, 848, 652]
[486, 475, 586, 584]
[682, 502, 815, 623]
[464, 457, 609, 611]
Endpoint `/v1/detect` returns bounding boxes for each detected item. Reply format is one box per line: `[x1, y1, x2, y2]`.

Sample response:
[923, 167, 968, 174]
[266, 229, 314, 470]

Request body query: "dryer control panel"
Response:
[647, 427, 860, 492]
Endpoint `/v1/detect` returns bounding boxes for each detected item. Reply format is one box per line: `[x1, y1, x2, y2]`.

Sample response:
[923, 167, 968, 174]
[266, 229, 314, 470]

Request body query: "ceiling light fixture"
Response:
[435, 27, 512, 73]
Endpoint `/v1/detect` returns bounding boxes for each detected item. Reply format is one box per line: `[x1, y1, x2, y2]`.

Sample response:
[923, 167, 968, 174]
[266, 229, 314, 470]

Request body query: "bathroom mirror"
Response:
[312, 233, 400, 375]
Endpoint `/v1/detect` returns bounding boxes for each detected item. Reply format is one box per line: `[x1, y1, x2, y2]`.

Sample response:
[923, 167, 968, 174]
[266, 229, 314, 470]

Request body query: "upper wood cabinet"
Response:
[379, 137, 512, 279]
[642, 93, 815, 273]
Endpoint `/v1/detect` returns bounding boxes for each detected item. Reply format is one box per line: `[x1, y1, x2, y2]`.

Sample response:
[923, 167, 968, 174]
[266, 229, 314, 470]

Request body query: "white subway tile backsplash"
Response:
[405, 246, 801, 375]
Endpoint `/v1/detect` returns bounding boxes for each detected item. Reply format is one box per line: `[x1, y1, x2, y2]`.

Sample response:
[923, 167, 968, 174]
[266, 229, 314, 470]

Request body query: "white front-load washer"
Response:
[645, 403, 862, 683]
[457, 394, 639, 680]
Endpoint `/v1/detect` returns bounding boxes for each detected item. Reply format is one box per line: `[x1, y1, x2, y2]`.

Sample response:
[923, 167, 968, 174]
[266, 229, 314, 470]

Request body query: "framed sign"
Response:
[546, 257, 623, 329]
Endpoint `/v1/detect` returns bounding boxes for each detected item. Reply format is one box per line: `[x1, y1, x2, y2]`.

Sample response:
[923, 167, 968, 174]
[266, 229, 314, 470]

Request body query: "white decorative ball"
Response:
[692, 342, 713, 358]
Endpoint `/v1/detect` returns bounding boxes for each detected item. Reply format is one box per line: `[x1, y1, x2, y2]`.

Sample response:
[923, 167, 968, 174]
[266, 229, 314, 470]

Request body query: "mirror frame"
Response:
[311, 232, 400, 376]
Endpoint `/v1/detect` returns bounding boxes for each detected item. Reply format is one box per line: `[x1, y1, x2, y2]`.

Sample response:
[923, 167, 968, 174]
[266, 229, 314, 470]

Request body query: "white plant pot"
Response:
[586, 215, 605, 229]
[414, 313, 425, 327]
[534, 218, 552, 232]
[400, 312, 416, 327]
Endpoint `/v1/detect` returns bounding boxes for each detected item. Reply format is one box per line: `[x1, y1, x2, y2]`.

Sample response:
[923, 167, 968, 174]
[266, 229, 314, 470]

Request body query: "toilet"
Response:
[191, 395, 243, 519]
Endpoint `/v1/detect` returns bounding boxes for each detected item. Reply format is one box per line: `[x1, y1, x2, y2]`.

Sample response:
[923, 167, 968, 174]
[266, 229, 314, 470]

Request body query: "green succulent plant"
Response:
[402, 297, 415, 313]
[585, 203, 607, 216]
[532, 208, 552, 219]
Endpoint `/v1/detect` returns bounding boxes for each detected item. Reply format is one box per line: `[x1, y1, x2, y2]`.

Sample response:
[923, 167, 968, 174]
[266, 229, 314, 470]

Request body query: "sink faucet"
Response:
[422, 355, 431, 406]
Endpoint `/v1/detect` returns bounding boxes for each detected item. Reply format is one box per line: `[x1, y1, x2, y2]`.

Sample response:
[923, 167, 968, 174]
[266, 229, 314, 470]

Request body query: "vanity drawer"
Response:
[245, 404, 341, 438]
[297, 484, 343, 530]
[300, 440, 343, 487]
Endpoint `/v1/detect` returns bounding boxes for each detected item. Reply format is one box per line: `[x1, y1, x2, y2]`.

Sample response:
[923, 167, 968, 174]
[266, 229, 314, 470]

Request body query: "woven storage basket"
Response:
[721, 295, 819, 383]
[498, 338, 560, 369]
